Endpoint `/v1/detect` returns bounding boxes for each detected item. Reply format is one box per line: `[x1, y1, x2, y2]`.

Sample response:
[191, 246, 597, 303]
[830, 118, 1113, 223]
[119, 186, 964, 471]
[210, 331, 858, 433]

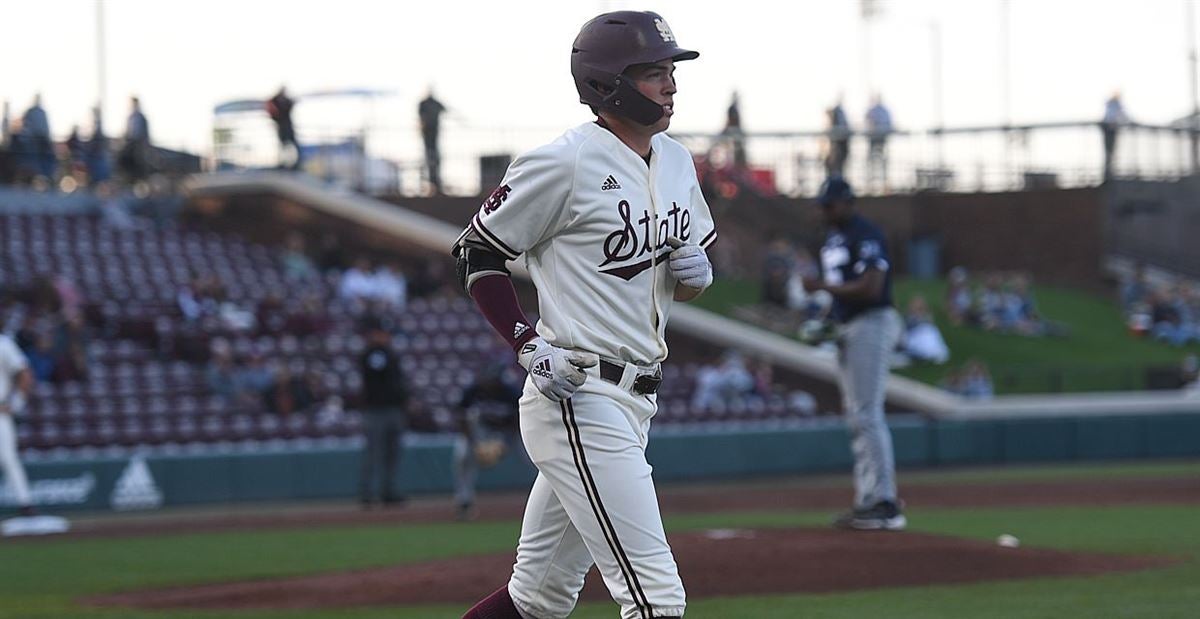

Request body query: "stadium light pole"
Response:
[931, 20, 944, 170]
[96, 0, 107, 120]
[1188, 0, 1199, 175]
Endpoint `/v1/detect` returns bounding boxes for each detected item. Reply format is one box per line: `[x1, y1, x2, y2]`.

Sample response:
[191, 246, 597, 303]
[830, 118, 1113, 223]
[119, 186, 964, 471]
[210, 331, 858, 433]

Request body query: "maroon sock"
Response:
[461, 585, 523, 619]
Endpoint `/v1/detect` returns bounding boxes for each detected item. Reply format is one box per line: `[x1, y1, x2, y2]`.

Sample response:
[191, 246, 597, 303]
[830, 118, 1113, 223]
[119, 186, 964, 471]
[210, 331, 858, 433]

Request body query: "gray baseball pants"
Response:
[838, 307, 903, 508]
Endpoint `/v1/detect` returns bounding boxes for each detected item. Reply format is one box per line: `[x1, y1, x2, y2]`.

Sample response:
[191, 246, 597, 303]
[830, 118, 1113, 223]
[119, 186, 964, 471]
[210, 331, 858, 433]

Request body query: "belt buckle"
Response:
[632, 368, 662, 395]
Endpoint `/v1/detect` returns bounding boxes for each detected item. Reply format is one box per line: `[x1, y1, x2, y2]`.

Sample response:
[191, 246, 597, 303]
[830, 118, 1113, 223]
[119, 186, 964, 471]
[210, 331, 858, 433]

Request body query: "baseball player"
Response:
[454, 11, 714, 619]
[452, 362, 523, 521]
[802, 176, 906, 531]
[0, 333, 35, 518]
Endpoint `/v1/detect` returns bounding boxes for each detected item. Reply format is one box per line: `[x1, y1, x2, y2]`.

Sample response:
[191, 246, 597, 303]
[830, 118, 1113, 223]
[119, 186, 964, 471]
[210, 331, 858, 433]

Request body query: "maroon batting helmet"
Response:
[571, 11, 699, 126]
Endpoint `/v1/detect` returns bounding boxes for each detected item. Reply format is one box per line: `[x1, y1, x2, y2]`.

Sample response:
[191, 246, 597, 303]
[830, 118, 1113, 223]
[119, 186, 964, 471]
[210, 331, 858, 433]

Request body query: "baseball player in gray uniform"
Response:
[454, 11, 715, 619]
[0, 333, 35, 518]
[803, 176, 906, 531]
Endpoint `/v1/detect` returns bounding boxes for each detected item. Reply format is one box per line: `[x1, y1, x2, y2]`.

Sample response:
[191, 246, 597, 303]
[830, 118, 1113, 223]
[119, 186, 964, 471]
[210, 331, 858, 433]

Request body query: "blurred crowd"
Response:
[1, 274, 93, 386]
[1, 94, 155, 191]
[1121, 263, 1200, 347]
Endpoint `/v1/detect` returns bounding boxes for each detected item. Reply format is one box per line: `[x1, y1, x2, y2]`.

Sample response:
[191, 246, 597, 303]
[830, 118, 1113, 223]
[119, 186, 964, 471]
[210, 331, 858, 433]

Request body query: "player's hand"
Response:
[801, 276, 825, 292]
[665, 236, 713, 290]
[517, 337, 599, 401]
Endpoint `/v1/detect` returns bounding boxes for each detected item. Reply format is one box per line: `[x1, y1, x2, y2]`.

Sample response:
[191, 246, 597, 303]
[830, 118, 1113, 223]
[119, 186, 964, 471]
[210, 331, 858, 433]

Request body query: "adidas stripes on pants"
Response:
[508, 375, 684, 619]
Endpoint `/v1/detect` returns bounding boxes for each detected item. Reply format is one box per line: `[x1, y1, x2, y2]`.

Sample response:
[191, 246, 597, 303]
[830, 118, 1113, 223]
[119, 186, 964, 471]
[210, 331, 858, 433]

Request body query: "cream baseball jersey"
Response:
[469, 122, 716, 365]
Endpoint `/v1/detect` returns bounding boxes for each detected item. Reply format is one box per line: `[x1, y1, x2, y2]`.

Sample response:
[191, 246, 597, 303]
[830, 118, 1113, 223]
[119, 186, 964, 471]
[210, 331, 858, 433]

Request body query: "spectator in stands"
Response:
[120, 96, 151, 184]
[86, 106, 112, 187]
[177, 277, 208, 323]
[234, 350, 275, 405]
[339, 257, 378, 307]
[50, 314, 89, 383]
[66, 125, 86, 183]
[358, 315, 410, 507]
[691, 351, 758, 411]
[864, 94, 893, 193]
[452, 361, 522, 520]
[823, 99, 851, 178]
[22, 331, 56, 383]
[902, 295, 949, 364]
[284, 292, 333, 336]
[316, 233, 348, 273]
[206, 339, 239, 404]
[267, 86, 301, 170]
[721, 91, 747, 169]
[281, 233, 318, 282]
[1101, 92, 1129, 182]
[418, 87, 447, 195]
[21, 94, 55, 183]
[371, 262, 407, 310]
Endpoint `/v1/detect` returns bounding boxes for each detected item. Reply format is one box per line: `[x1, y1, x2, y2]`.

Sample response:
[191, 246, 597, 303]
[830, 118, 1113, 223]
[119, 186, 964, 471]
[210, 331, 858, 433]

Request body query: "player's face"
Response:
[820, 200, 852, 226]
[627, 60, 677, 133]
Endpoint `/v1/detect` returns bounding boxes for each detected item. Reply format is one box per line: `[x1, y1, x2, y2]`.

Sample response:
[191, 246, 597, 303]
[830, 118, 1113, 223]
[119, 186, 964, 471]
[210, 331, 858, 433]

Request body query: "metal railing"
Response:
[206, 119, 1200, 197]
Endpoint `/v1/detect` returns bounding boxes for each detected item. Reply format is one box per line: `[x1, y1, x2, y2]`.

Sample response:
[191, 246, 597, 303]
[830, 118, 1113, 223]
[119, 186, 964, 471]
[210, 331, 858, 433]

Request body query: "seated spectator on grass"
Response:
[1120, 263, 1149, 313]
[944, 266, 975, 326]
[942, 359, 994, 400]
[1149, 287, 1192, 346]
[902, 295, 949, 364]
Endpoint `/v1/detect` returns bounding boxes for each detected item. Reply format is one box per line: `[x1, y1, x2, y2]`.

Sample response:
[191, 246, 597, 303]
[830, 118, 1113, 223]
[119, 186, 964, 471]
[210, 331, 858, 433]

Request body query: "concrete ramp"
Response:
[185, 171, 1200, 420]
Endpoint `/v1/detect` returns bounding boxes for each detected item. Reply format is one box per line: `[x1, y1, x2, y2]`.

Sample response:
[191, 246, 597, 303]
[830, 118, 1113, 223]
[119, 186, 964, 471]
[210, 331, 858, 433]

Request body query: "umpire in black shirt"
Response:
[359, 314, 409, 507]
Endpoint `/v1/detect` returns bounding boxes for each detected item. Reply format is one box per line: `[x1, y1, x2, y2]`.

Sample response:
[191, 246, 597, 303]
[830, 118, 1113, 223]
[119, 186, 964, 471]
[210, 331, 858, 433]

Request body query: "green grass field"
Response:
[2, 460, 1197, 619]
[692, 277, 1196, 394]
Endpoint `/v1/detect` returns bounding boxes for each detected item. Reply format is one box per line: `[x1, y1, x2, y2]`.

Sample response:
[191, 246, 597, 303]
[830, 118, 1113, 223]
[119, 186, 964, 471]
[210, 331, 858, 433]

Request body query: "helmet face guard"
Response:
[571, 11, 699, 126]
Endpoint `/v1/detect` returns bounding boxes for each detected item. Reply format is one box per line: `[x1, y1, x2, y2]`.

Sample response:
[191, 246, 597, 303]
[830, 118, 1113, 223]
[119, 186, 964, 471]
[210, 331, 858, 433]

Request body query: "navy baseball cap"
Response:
[816, 176, 855, 206]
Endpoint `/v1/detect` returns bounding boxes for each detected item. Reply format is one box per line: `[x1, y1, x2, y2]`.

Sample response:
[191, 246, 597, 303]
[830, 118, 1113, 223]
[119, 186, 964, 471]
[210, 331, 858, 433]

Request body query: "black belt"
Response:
[598, 360, 663, 395]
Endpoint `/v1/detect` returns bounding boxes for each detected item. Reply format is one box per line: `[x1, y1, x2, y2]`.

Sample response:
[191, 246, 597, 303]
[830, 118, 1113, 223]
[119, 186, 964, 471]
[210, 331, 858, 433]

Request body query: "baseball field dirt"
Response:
[78, 474, 1196, 611]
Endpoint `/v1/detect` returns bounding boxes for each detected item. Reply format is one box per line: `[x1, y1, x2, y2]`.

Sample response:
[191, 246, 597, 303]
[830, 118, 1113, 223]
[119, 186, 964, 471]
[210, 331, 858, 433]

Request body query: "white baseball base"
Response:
[2, 515, 71, 537]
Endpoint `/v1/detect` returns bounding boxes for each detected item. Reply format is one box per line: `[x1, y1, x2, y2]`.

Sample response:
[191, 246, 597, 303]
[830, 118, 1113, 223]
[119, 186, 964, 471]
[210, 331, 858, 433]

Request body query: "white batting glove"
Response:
[517, 337, 599, 401]
[666, 236, 713, 290]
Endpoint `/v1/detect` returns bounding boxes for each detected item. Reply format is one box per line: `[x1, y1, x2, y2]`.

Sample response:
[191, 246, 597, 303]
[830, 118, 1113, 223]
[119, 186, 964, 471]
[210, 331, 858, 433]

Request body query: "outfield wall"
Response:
[10, 413, 1200, 513]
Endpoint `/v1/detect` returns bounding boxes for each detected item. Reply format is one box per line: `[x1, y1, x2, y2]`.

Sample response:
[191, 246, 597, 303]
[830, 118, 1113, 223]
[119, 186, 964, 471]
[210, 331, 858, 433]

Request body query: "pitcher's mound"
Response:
[85, 528, 1176, 610]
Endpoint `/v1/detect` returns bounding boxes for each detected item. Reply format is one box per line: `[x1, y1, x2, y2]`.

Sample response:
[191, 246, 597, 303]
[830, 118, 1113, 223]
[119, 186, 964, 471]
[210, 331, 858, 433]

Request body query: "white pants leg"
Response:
[0, 414, 32, 507]
[838, 308, 903, 508]
[508, 379, 684, 619]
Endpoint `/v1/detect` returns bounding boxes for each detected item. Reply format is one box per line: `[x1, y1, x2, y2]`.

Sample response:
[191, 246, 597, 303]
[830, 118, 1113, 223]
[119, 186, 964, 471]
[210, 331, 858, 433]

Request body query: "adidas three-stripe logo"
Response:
[600, 175, 621, 191]
[531, 358, 554, 379]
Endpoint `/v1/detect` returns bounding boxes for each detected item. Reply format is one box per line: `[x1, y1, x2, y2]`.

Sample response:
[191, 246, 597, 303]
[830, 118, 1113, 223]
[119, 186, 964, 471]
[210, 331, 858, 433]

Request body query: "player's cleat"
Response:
[833, 500, 906, 531]
[457, 501, 478, 522]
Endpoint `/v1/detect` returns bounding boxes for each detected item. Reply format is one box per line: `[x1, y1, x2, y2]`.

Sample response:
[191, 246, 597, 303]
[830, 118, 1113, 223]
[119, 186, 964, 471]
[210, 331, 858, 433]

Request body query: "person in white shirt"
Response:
[865, 94, 893, 193]
[0, 334, 35, 517]
[455, 11, 714, 619]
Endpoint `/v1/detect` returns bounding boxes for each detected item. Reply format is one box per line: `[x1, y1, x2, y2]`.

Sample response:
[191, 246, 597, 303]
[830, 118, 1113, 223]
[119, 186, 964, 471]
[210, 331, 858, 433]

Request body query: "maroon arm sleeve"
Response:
[469, 274, 539, 350]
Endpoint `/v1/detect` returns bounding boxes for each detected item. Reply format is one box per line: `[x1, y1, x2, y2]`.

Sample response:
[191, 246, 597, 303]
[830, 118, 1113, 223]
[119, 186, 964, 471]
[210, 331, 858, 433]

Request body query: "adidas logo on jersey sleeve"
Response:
[513, 322, 530, 339]
[600, 175, 621, 191]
